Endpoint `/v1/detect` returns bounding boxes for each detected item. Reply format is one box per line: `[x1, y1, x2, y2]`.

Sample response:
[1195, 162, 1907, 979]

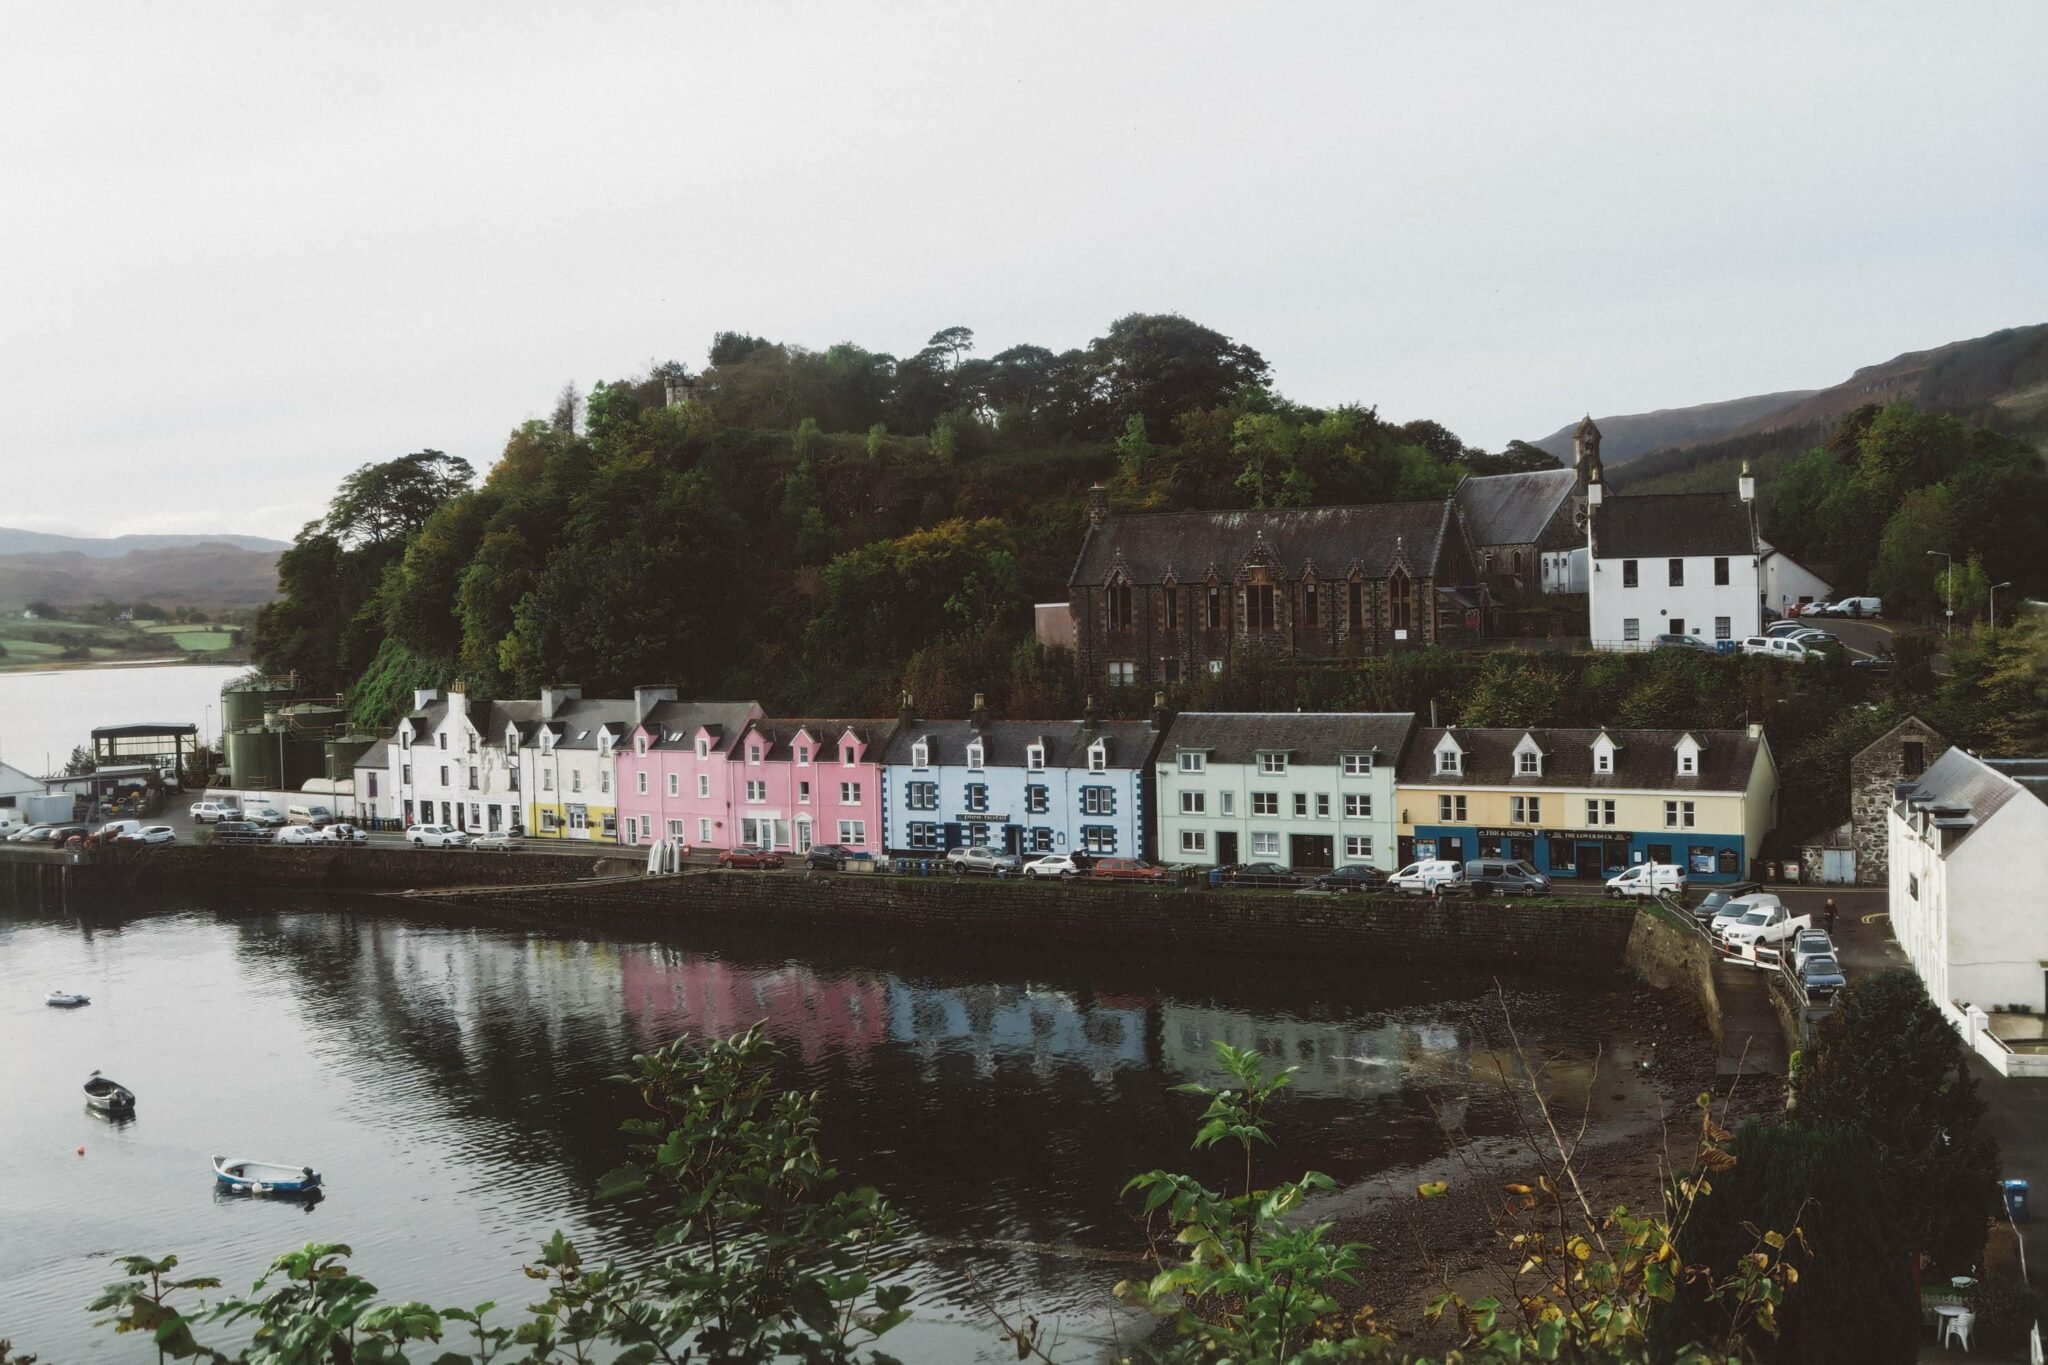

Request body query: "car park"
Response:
[1022, 852, 1086, 879]
[1462, 859, 1552, 896]
[1651, 633, 1715, 652]
[1605, 863, 1687, 899]
[120, 825, 176, 845]
[210, 820, 270, 845]
[1766, 620, 1816, 638]
[408, 824, 469, 849]
[1389, 859, 1463, 894]
[1090, 856, 1169, 883]
[719, 844, 784, 870]
[246, 807, 288, 827]
[1799, 953, 1847, 1000]
[1709, 891, 1782, 938]
[189, 800, 240, 823]
[468, 831, 523, 852]
[1834, 596, 1882, 618]
[1310, 863, 1389, 893]
[1790, 928, 1835, 974]
[1719, 902, 1810, 953]
[946, 846, 1021, 876]
[804, 843, 858, 871]
[1690, 881, 1764, 925]
[98, 819, 144, 842]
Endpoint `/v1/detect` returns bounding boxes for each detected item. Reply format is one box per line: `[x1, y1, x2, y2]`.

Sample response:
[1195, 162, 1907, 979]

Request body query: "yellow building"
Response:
[1393, 725, 1776, 884]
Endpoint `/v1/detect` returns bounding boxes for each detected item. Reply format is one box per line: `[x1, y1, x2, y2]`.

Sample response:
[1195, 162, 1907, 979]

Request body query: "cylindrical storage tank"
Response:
[225, 727, 278, 791]
[221, 680, 294, 732]
[324, 735, 375, 783]
[279, 702, 346, 729]
[280, 733, 326, 791]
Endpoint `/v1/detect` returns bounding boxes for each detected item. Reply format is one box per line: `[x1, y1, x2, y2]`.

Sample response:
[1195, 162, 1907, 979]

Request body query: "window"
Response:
[1623, 618, 1640, 643]
[1908, 874, 1918, 901]
[1517, 751, 1539, 775]
[1206, 585, 1223, 629]
[1181, 790, 1206, 815]
[1714, 616, 1731, 641]
[1178, 751, 1206, 773]
[540, 809, 559, 832]
[568, 806, 589, 832]
[1088, 742, 1107, 773]
[636, 772, 648, 795]
[699, 818, 712, 842]
[795, 745, 810, 766]
[907, 821, 941, 850]
[798, 781, 811, 804]
[1586, 798, 1616, 826]
[1110, 660, 1137, 686]
[965, 783, 989, 812]
[1248, 583, 1276, 631]
[1293, 792, 1309, 817]
[571, 770, 582, 792]
[1025, 784, 1049, 814]
[1303, 581, 1318, 627]
[439, 765, 449, 787]
[1389, 570, 1411, 631]
[838, 820, 866, 845]
[841, 745, 855, 768]
[1668, 558, 1684, 587]
[1511, 795, 1541, 824]
[1436, 748, 1461, 775]
[1622, 559, 1638, 588]
[1181, 829, 1208, 854]
[1251, 791, 1279, 816]
[746, 780, 766, 803]
[1680, 751, 1696, 775]
[1251, 832, 1280, 857]
[1664, 800, 1696, 829]
[468, 766, 479, 790]
[1347, 581, 1365, 628]
[966, 741, 984, 770]
[1344, 793, 1372, 818]
[697, 774, 711, 798]
[402, 763, 412, 785]
[1903, 741, 1926, 777]
[1220, 791, 1235, 815]
[696, 738, 710, 759]
[438, 733, 448, 750]
[1027, 744, 1046, 770]
[635, 736, 647, 757]
[542, 770, 553, 791]
[1438, 794, 1468, 821]
[1315, 793, 1331, 818]
[907, 781, 938, 810]
[1344, 835, 1373, 860]
[911, 740, 929, 768]
[1342, 753, 1373, 776]
[1081, 826, 1117, 854]
[600, 769, 611, 794]
[1259, 752, 1287, 774]
[368, 773, 379, 798]
[661, 773, 675, 797]
[1025, 828, 1055, 854]
[667, 819, 683, 839]
[1164, 589, 1179, 630]
[624, 817, 638, 844]
[1714, 557, 1730, 586]
[748, 744, 762, 765]
[839, 781, 861, 804]
[1107, 582, 1134, 628]
[1081, 786, 1114, 816]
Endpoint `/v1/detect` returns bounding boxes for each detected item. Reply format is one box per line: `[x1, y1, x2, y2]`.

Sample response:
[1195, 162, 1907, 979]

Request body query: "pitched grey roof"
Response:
[1895, 748, 2041, 847]
[634, 700, 762, 752]
[1399, 726, 1763, 793]
[1070, 500, 1458, 586]
[1456, 467, 1577, 548]
[738, 717, 896, 763]
[1162, 712, 1415, 767]
[883, 719, 1164, 771]
[530, 698, 638, 750]
[1591, 491, 1755, 560]
[353, 739, 391, 771]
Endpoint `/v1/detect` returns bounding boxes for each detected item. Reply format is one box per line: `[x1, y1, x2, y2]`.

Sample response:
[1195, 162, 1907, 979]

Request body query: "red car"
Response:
[718, 845, 784, 870]
[1089, 857, 1169, 883]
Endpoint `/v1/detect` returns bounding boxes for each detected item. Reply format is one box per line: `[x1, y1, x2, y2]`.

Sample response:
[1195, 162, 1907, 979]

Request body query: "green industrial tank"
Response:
[220, 677, 296, 733]
[224, 727, 278, 790]
[324, 734, 376, 783]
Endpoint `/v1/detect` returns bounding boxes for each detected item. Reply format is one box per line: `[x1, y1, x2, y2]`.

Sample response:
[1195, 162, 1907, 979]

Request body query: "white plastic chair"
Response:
[1941, 1307, 1975, 1352]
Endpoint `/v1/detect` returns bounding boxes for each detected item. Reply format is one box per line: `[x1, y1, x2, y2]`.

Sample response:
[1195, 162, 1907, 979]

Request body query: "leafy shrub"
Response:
[1964, 1273, 2043, 1355]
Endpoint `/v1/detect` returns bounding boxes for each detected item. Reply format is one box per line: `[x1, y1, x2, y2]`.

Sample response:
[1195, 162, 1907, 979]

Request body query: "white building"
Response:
[1155, 712, 1413, 871]
[1758, 539, 1834, 617]
[1890, 751, 2048, 1027]
[1587, 467, 1761, 651]
[351, 739, 397, 825]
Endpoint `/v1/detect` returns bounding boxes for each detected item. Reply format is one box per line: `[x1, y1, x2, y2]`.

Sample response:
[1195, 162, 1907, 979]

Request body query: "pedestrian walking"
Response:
[1824, 897, 1838, 934]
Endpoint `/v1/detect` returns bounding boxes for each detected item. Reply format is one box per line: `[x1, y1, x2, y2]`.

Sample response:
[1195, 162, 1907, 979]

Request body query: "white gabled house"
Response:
[1587, 466, 1762, 651]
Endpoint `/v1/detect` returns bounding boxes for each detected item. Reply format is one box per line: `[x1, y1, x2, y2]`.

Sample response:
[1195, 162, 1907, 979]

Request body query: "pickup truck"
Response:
[1718, 902, 1812, 954]
[946, 846, 1021, 877]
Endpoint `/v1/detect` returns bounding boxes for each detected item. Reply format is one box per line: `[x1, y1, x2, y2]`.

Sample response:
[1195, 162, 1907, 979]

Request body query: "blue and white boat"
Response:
[212, 1156, 322, 1195]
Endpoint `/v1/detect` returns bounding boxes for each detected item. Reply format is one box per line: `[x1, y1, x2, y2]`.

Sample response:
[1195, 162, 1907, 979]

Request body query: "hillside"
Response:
[1613, 323, 2048, 494]
[0, 526, 289, 556]
[1528, 389, 1817, 468]
[0, 544, 281, 611]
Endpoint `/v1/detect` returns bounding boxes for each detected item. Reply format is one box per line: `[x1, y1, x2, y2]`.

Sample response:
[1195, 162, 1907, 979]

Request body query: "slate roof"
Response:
[397, 699, 447, 741]
[1398, 726, 1764, 793]
[1070, 500, 1458, 586]
[353, 739, 391, 772]
[883, 719, 1164, 771]
[1895, 748, 2040, 848]
[529, 698, 638, 750]
[1162, 712, 1415, 767]
[1591, 491, 1755, 560]
[736, 717, 896, 763]
[634, 700, 762, 752]
[1455, 468, 1577, 548]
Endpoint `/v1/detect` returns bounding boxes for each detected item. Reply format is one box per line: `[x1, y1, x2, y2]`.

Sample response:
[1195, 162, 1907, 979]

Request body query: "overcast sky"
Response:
[3, 2, 2042, 539]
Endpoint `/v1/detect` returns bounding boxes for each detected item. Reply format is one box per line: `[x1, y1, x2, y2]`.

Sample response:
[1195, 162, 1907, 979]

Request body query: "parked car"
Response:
[1804, 600, 1845, 617]
[98, 820, 144, 842]
[1740, 636, 1818, 663]
[804, 843, 858, 871]
[246, 807, 288, 827]
[1311, 863, 1389, 893]
[1605, 863, 1688, 899]
[275, 824, 326, 845]
[1389, 859, 1463, 894]
[1851, 652, 1895, 675]
[1690, 881, 1764, 925]
[287, 804, 333, 825]
[1791, 928, 1835, 974]
[719, 844, 784, 870]
[1463, 859, 1552, 896]
[1799, 953, 1848, 1000]
[211, 820, 270, 845]
[320, 823, 371, 845]
[1835, 596, 1882, 618]
[1709, 892, 1782, 938]
[468, 831, 523, 852]
[44, 823, 87, 845]
[189, 800, 240, 823]
[6, 823, 56, 843]
[128, 825, 176, 845]
[1766, 620, 1817, 638]
[1022, 852, 1087, 879]
[1787, 629, 1844, 654]
[946, 846, 1021, 876]
[408, 824, 469, 849]
[1719, 902, 1811, 953]
[1090, 857, 1169, 883]
[1652, 633, 1715, 652]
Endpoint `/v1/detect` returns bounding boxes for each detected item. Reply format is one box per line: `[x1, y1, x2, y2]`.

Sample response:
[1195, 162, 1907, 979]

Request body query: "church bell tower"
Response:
[1572, 414, 1603, 487]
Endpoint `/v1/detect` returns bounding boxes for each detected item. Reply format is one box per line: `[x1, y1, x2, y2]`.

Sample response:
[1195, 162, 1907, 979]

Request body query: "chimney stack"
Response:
[1151, 690, 1168, 731]
[898, 691, 915, 727]
[1083, 694, 1099, 734]
[970, 692, 989, 731]
[1087, 484, 1109, 529]
[634, 684, 678, 722]
[412, 687, 442, 712]
[1738, 460, 1755, 504]
[540, 683, 583, 722]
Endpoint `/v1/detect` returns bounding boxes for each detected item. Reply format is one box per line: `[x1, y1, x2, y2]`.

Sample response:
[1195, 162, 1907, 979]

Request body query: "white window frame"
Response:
[912, 740, 929, 769]
[1178, 751, 1206, 773]
[697, 773, 711, 798]
[1439, 794, 1467, 821]
[1180, 790, 1206, 815]
[1258, 752, 1287, 774]
[1315, 793, 1330, 818]
[1623, 618, 1640, 643]
[668, 773, 679, 797]
[838, 819, 866, 845]
[1180, 829, 1207, 854]
[1344, 793, 1371, 818]
[1342, 753, 1373, 776]
[840, 781, 861, 805]
[1436, 749, 1461, 775]
[698, 818, 712, 842]
[1027, 743, 1046, 771]
[966, 741, 984, 771]
[1344, 835, 1372, 860]
[1251, 791, 1278, 816]
[1517, 751, 1539, 775]
[1088, 741, 1107, 773]
[636, 772, 648, 795]
[1250, 832, 1280, 858]
[1293, 792, 1309, 817]
[746, 780, 767, 804]
[841, 745, 856, 768]
[695, 737, 710, 759]
[795, 745, 810, 767]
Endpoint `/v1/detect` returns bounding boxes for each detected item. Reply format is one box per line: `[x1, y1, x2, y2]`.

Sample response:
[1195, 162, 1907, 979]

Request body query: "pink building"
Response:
[722, 718, 896, 856]
[616, 700, 762, 849]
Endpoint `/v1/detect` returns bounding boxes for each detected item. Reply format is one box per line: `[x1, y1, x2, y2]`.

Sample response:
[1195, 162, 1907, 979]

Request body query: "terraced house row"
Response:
[353, 685, 1777, 883]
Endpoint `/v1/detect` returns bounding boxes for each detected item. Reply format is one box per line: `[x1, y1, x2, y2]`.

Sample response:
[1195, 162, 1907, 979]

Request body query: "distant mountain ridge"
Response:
[0, 527, 289, 557]
[1528, 389, 1819, 468]
[0, 543, 281, 610]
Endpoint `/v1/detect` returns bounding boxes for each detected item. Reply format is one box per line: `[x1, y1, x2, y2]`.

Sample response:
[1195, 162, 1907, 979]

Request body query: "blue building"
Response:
[880, 700, 1164, 860]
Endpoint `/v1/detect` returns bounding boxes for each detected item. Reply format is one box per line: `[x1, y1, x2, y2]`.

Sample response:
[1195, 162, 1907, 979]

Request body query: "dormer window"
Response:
[540, 731, 554, 754]
[1258, 752, 1287, 774]
[1680, 752, 1697, 775]
[1088, 740, 1107, 773]
[1434, 734, 1463, 776]
[696, 737, 710, 759]
[635, 735, 647, 757]
[1675, 735, 1702, 777]
[748, 744, 762, 764]
[795, 745, 810, 766]
[401, 729, 411, 749]
[1596, 751, 1613, 774]
[1027, 743, 1046, 771]
[912, 739, 930, 769]
[841, 744, 855, 767]
[1518, 751, 1539, 775]
[506, 727, 518, 751]
[966, 741, 984, 771]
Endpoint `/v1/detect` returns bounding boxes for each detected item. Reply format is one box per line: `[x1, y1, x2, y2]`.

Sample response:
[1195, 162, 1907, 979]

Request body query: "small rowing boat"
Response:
[83, 1071, 135, 1112]
[46, 990, 90, 1008]
[213, 1156, 322, 1196]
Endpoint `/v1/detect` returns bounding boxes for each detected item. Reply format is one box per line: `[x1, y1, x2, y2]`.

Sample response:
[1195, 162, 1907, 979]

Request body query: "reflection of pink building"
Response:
[723, 719, 894, 856]
[616, 701, 761, 848]
[620, 950, 890, 1065]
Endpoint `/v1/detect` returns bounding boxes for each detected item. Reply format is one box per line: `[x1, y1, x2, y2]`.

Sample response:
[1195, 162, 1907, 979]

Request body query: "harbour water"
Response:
[0, 891, 1638, 1362]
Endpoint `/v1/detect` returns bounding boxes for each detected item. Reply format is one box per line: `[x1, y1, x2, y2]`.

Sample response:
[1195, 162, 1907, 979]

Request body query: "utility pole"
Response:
[1991, 581, 2013, 632]
[1925, 549, 1953, 641]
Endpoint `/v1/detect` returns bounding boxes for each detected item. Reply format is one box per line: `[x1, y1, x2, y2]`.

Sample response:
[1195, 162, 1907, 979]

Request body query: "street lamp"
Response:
[1925, 549, 1953, 640]
[1991, 581, 2013, 632]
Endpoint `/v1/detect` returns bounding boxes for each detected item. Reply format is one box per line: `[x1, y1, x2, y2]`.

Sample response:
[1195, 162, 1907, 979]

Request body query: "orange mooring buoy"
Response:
[76, 1146, 85, 1156]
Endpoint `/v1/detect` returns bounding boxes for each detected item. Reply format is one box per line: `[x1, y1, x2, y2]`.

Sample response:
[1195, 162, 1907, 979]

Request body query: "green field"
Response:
[0, 637, 63, 657]
[172, 631, 234, 650]
[0, 614, 246, 669]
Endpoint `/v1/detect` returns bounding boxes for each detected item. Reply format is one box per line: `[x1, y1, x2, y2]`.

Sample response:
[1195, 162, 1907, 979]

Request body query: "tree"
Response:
[1792, 968, 2000, 1271]
[1088, 312, 1271, 439]
[1870, 486, 1953, 618]
[324, 450, 476, 550]
[550, 381, 581, 434]
[24, 599, 56, 619]
[925, 325, 974, 371]
[62, 745, 94, 776]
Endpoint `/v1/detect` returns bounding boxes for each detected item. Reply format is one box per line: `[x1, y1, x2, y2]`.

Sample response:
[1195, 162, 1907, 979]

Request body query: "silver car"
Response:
[946, 846, 1022, 876]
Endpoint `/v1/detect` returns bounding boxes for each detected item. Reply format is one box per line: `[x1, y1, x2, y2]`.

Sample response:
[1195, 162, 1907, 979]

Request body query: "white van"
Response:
[1605, 863, 1687, 899]
[287, 804, 333, 825]
[1390, 859, 1463, 894]
[1740, 636, 1817, 663]
[1836, 596, 1882, 618]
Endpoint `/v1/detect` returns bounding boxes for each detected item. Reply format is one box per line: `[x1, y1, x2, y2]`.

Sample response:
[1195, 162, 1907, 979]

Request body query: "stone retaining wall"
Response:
[0, 843, 618, 894]
[1622, 902, 1724, 1047]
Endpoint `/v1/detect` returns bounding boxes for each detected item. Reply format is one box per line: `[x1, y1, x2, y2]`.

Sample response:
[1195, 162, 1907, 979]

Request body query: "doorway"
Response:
[1576, 842, 1606, 880]
[1290, 834, 1333, 870]
[1217, 831, 1239, 865]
